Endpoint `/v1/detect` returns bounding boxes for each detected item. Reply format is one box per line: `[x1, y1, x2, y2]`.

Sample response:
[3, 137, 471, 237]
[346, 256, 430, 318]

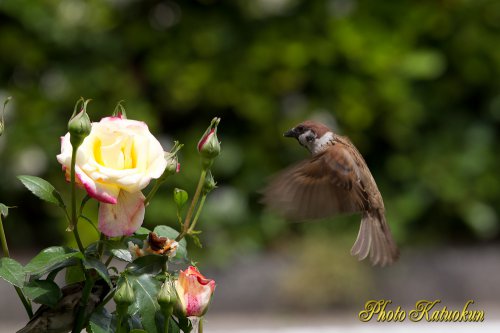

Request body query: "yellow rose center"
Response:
[93, 136, 137, 170]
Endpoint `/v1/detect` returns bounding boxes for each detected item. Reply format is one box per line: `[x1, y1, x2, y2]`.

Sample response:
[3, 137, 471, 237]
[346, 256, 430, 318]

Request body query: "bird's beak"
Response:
[283, 128, 297, 138]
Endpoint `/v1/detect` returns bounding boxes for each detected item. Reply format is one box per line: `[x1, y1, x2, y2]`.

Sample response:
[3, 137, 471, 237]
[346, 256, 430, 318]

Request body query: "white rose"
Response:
[57, 116, 168, 236]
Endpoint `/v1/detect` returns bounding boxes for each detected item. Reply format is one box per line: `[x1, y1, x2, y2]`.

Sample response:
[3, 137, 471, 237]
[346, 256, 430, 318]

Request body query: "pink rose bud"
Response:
[175, 266, 215, 318]
[197, 117, 221, 169]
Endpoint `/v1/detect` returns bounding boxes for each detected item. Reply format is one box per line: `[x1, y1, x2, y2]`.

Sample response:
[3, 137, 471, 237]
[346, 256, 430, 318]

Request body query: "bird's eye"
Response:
[296, 125, 304, 133]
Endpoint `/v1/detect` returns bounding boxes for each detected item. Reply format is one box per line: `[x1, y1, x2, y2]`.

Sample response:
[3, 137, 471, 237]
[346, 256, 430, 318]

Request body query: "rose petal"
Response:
[98, 190, 145, 237]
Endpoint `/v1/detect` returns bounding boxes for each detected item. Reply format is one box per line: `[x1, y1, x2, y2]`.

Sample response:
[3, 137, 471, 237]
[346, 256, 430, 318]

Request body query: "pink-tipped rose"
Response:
[197, 117, 220, 168]
[175, 266, 215, 317]
[57, 115, 169, 237]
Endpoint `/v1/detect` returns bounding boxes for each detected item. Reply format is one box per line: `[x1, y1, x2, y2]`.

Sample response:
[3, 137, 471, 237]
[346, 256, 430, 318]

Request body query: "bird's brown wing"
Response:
[261, 144, 369, 221]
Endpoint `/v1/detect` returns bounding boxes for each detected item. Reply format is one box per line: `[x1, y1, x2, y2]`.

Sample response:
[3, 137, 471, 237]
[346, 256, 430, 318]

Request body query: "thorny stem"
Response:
[15, 287, 33, 319]
[72, 274, 95, 333]
[144, 178, 163, 206]
[0, 216, 10, 258]
[176, 169, 207, 241]
[116, 313, 126, 333]
[97, 233, 106, 259]
[0, 215, 33, 318]
[70, 147, 85, 253]
[105, 255, 114, 267]
[163, 308, 172, 333]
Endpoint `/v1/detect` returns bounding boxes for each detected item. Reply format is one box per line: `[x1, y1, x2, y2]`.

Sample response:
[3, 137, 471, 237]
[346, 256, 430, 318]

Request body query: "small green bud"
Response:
[157, 279, 177, 311]
[202, 170, 217, 195]
[112, 100, 127, 119]
[157, 141, 183, 182]
[114, 278, 135, 314]
[68, 98, 91, 149]
[165, 152, 179, 175]
[197, 117, 221, 168]
[174, 188, 188, 210]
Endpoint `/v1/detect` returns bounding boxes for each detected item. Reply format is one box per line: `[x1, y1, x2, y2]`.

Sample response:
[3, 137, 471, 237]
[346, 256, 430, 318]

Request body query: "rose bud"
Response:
[173, 188, 188, 210]
[114, 278, 135, 314]
[202, 170, 217, 195]
[175, 266, 215, 318]
[158, 279, 177, 311]
[157, 141, 183, 185]
[164, 152, 180, 175]
[68, 99, 92, 149]
[197, 117, 221, 169]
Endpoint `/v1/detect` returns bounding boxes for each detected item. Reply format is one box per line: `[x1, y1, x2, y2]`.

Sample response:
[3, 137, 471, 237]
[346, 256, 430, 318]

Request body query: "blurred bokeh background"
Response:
[1, 0, 500, 330]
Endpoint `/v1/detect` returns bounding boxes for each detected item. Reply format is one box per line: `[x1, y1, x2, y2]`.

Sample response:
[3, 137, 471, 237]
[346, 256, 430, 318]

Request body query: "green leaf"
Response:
[189, 233, 203, 248]
[135, 227, 151, 236]
[127, 274, 162, 333]
[173, 188, 188, 209]
[156, 314, 181, 333]
[65, 265, 85, 285]
[177, 316, 193, 333]
[89, 307, 115, 333]
[130, 330, 148, 333]
[0, 257, 25, 288]
[111, 248, 133, 263]
[84, 257, 112, 287]
[25, 246, 82, 279]
[85, 242, 100, 257]
[126, 255, 166, 275]
[0, 203, 11, 218]
[17, 175, 66, 208]
[105, 239, 134, 262]
[153, 225, 188, 261]
[23, 280, 62, 307]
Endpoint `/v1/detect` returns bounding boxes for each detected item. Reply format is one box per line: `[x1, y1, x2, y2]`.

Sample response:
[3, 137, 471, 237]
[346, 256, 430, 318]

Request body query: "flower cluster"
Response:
[0, 98, 220, 333]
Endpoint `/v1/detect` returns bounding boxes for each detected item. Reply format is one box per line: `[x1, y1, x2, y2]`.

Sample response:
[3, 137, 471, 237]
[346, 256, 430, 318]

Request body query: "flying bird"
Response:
[262, 120, 399, 266]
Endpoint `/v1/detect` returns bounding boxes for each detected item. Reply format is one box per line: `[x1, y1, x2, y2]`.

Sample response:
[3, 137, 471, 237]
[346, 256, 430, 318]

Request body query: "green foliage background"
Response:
[0, 0, 499, 285]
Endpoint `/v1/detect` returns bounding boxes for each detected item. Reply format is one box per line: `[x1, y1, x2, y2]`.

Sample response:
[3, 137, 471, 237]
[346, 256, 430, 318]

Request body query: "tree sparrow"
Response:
[262, 120, 399, 266]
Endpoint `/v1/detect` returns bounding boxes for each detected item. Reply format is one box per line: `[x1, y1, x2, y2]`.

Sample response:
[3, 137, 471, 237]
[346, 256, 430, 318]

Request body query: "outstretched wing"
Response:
[261, 143, 371, 221]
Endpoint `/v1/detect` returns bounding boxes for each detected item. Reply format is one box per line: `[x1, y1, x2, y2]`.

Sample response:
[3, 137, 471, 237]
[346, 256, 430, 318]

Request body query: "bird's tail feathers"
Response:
[350, 210, 399, 266]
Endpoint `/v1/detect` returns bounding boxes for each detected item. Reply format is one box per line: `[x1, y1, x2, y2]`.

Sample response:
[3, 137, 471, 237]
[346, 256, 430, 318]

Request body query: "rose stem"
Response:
[176, 169, 207, 241]
[187, 193, 207, 233]
[0, 215, 33, 318]
[70, 147, 85, 253]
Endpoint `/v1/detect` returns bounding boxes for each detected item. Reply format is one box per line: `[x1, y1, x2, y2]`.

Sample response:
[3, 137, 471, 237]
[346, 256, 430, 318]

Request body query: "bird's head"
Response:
[284, 120, 334, 154]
